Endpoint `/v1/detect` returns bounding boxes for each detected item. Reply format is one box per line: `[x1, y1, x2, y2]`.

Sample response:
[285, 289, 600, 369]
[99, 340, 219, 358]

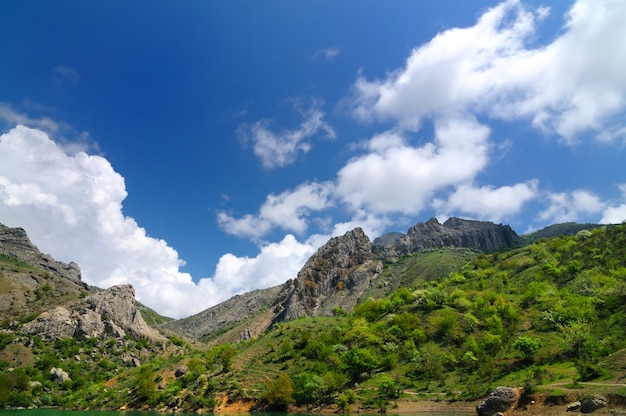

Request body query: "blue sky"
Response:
[1, 0, 626, 318]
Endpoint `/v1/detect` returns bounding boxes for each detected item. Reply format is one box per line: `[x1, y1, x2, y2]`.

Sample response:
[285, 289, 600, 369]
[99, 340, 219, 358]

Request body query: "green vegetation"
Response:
[2, 223, 626, 411]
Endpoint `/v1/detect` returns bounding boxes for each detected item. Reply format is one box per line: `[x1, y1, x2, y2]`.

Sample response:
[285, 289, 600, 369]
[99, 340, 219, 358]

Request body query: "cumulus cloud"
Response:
[434, 180, 539, 223]
[350, 0, 626, 141]
[600, 184, 626, 224]
[0, 126, 316, 318]
[538, 189, 605, 224]
[238, 104, 336, 169]
[336, 117, 491, 214]
[217, 182, 334, 240]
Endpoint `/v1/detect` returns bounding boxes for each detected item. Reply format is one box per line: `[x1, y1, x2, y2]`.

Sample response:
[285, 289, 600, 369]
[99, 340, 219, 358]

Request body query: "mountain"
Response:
[166, 217, 524, 342]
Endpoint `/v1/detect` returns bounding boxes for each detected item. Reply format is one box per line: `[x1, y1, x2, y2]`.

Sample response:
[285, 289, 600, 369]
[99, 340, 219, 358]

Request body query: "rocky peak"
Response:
[378, 217, 524, 257]
[274, 228, 382, 321]
[0, 223, 82, 283]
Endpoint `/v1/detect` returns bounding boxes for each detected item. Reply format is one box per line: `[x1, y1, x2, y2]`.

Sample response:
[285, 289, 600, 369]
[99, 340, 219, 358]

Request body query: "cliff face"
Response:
[21, 284, 164, 342]
[376, 217, 524, 258]
[273, 228, 383, 322]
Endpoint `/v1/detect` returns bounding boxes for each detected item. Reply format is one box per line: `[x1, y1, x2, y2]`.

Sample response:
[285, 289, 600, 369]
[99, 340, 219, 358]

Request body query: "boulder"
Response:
[476, 386, 521, 416]
[581, 395, 607, 413]
[50, 367, 71, 384]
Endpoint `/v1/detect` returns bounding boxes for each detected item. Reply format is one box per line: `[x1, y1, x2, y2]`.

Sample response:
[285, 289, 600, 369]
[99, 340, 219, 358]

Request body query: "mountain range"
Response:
[1, 217, 625, 413]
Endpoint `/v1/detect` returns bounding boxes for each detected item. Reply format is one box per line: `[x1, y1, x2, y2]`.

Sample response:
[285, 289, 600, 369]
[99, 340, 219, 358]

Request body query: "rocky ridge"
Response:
[168, 217, 526, 339]
[0, 222, 164, 343]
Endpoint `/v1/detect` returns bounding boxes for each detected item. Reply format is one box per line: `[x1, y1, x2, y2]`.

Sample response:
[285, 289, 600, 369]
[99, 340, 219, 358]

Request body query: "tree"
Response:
[134, 365, 156, 403]
[218, 344, 235, 372]
[264, 374, 294, 409]
[513, 335, 540, 361]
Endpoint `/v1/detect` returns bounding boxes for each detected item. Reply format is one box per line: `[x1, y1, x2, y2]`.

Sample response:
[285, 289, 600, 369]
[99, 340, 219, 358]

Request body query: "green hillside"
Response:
[2, 224, 626, 412]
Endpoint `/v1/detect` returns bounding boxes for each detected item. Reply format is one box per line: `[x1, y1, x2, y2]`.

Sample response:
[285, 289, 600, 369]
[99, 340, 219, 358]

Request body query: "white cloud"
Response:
[601, 205, 626, 224]
[0, 103, 61, 134]
[313, 48, 340, 61]
[600, 183, 626, 224]
[239, 104, 336, 169]
[538, 189, 605, 224]
[0, 126, 317, 318]
[335, 117, 491, 214]
[434, 180, 539, 222]
[350, 0, 626, 141]
[217, 182, 334, 240]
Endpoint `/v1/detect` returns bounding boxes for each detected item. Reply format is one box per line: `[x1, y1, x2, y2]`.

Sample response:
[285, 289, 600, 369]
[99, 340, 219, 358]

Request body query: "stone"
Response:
[50, 367, 71, 384]
[581, 395, 607, 413]
[476, 386, 520, 416]
[567, 401, 581, 411]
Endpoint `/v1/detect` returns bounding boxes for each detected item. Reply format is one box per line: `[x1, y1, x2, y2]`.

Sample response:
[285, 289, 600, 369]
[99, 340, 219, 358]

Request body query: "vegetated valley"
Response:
[1, 219, 626, 413]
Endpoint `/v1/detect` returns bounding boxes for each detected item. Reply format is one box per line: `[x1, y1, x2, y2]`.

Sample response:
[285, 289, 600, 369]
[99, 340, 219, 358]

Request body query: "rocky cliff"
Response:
[21, 284, 164, 342]
[0, 223, 82, 283]
[273, 228, 382, 321]
[375, 217, 524, 260]
[0, 222, 164, 343]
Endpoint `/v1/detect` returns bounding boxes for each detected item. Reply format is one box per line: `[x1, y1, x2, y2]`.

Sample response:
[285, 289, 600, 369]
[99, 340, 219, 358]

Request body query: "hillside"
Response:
[2, 220, 626, 413]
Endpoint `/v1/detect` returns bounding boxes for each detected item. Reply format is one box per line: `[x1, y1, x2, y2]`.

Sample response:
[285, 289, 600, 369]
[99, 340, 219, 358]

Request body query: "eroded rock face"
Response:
[383, 217, 524, 256]
[85, 285, 158, 340]
[476, 386, 521, 416]
[22, 285, 164, 342]
[275, 228, 382, 321]
[21, 306, 76, 341]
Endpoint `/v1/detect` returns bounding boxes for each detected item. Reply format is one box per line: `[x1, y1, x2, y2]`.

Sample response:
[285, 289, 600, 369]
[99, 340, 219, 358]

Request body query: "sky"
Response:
[1, 0, 626, 319]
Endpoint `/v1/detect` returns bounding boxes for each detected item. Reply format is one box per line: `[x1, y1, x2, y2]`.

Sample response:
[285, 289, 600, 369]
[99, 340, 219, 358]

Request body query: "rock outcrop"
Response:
[0, 223, 82, 283]
[377, 217, 524, 258]
[21, 284, 164, 342]
[166, 218, 529, 340]
[274, 228, 382, 321]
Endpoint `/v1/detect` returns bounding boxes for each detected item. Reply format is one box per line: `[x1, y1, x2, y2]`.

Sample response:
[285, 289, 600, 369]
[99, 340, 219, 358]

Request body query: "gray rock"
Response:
[50, 367, 71, 384]
[240, 328, 251, 341]
[476, 386, 520, 416]
[581, 395, 607, 413]
[276, 228, 382, 321]
[391, 217, 523, 256]
[567, 401, 581, 411]
[75, 309, 105, 338]
[21, 307, 76, 341]
[85, 284, 164, 342]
